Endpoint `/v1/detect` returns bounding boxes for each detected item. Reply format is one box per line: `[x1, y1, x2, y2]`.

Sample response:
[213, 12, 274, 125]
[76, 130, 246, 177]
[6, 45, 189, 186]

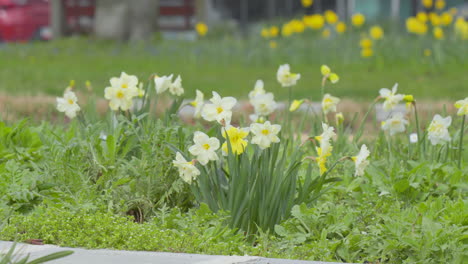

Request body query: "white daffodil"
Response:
[109, 72, 139, 98]
[201, 92, 237, 125]
[379, 83, 404, 111]
[188, 131, 220, 165]
[104, 86, 134, 111]
[276, 64, 301, 87]
[250, 121, 281, 149]
[190, 90, 204, 118]
[410, 133, 418, 143]
[322, 93, 340, 114]
[352, 144, 370, 177]
[248, 80, 266, 100]
[56, 90, 80, 119]
[428, 114, 452, 145]
[381, 113, 409, 136]
[251, 92, 277, 117]
[454, 98, 468, 116]
[154, 74, 173, 94]
[173, 152, 200, 184]
[169, 75, 184, 96]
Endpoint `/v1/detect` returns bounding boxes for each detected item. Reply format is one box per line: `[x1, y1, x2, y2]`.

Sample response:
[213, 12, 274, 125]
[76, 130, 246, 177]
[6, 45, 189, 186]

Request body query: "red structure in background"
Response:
[0, 0, 195, 42]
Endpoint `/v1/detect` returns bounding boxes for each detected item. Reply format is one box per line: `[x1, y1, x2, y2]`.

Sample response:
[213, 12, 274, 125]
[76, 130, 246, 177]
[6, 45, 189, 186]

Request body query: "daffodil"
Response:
[261, 28, 270, 38]
[248, 80, 265, 100]
[201, 92, 237, 125]
[359, 38, 373, 49]
[322, 94, 340, 114]
[173, 152, 200, 184]
[351, 13, 365, 27]
[440, 12, 453, 26]
[428, 114, 452, 145]
[454, 98, 468, 116]
[222, 126, 249, 155]
[370, 26, 384, 40]
[410, 133, 418, 143]
[269, 40, 277, 49]
[435, 0, 445, 10]
[301, 0, 313, 8]
[422, 0, 432, 9]
[321, 65, 339, 84]
[56, 90, 80, 119]
[381, 113, 409, 136]
[104, 85, 135, 111]
[169, 75, 184, 96]
[379, 83, 404, 111]
[251, 93, 277, 117]
[289, 99, 304, 112]
[406, 17, 428, 35]
[430, 13, 441, 26]
[322, 29, 331, 39]
[190, 90, 205, 118]
[335, 22, 346, 34]
[416, 12, 428, 23]
[424, 49, 432, 57]
[324, 10, 338, 24]
[335, 112, 344, 125]
[250, 121, 281, 149]
[433, 27, 444, 39]
[277, 64, 301, 87]
[303, 14, 325, 30]
[454, 18, 468, 40]
[315, 123, 335, 175]
[352, 144, 370, 176]
[109, 72, 139, 97]
[154, 74, 173, 94]
[361, 48, 373, 58]
[188, 131, 220, 165]
[195, 22, 208, 36]
[269, 26, 279, 37]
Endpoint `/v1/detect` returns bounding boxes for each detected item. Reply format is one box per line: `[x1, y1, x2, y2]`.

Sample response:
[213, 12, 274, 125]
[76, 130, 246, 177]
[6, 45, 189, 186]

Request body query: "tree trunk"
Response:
[50, 0, 64, 38]
[128, 0, 159, 42]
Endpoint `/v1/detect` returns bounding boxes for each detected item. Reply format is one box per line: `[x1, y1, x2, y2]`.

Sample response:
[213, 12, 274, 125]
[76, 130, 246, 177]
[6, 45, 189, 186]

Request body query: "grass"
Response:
[0, 33, 466, 101]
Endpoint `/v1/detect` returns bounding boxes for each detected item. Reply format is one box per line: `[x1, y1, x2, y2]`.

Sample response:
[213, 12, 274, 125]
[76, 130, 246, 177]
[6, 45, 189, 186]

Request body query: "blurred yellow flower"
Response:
[335, 112, 344, 125]
[301, 0, 313, 8]
[370, 26, 384, 40]
[69, 80, 75, 88]
[433, 26, 444, 39]
[454, 98, 468, 116]
[454, 18, 468, 40]
[303, 14, 325, 30]
[322, 29, 331, 39]
[261, 28, 269, 38]
[289, 99, 304, 112]
[429, 12, 441, 26]
[359, 38, 373, 49]
[325, 10, 339, 24]
[282, 23, 294, 37]
[406, 17, 428, 35]
[435, 0, 445, 10]
[424, 49, 432, 57]
[269, 26, 279, 37]
[321, 65, 331, 76]
[269, 40, 277, 49]
[335, 22, 346, 34]
[195, 22, 208, 36]
[351, 13, 365, 27]
[416, 12, 428, 23]
[361, 48, 373, 58]
[440, 12, 453, 26]
[321, 65, 339, 84]
[449, 8, 458, 15]
[422, 0, 432, 9]
[222, 126, 249, 155]
[290, 20, 305, 33]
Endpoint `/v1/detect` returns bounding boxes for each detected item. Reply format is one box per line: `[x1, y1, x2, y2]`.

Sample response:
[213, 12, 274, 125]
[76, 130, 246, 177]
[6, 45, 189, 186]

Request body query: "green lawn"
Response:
[0, 35, 466, 101]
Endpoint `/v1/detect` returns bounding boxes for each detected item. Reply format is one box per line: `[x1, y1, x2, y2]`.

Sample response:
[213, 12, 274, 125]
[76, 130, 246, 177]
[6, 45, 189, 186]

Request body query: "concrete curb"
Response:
[0, 241, 344, 264]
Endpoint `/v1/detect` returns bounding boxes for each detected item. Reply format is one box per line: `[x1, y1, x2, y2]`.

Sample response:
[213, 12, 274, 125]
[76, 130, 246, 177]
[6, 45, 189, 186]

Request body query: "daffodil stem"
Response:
[320, 82, 325, 122]
[413, 102, 423, 157]
[459, 115, 466, 168]
[354, 98, 380, 143]
[287, 87, 292, 136]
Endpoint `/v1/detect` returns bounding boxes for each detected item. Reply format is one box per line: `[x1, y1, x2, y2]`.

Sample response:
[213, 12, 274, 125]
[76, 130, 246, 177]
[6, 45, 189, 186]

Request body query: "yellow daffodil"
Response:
[261, 28, 270, 38]
[454, 98, 468, 116]
[69, 80, 75, 88]
[301, 0, 313, 8]
[56, 90, 80, 119]
[440, 12, 453, 26]
[433, 27, 444, 39]
[289, 99, 305, 112]
[351, 13, 365, 27]
[429, 12, 441, 26]
[321, 65, 339, 84]
[195, 22, 208, 36]
[416, 12, 428, 23]
[315, 123, 335, 175]
[269, 26, 279, 37]
[291, 19, 305, 33]
[303, 14, 325, 30]
[370, 26, 384, 40]
[335, 22, 346, 34]
[321, 65, 331, 76]
[281, 23, 294, 37]
[325, 10, 338, 24]
[454, 18, 468, 40]
[435, 0, 445, 10]
[422, 0, 433, 9]
[361, 48, 373, 58]
[85, 80, 92, 92]
[335, 112, 344, 125]
[406, 17, 428, 35]
[222, 126, 249, 155]
[322, 28, 331, 39]
[360, 38, 373, 49]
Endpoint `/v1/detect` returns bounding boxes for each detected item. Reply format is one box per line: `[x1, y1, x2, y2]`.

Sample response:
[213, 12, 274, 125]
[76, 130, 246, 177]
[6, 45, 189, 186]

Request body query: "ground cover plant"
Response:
[0, 60, 466, 263]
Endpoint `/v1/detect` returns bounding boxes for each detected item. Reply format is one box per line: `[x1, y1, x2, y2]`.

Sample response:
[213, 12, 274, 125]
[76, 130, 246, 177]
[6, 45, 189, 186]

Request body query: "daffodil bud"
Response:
[289, 99, 304, 112]
[336, 112, 344, 125]
[403, 95, 414, 103]
[321, 65, 331, 76]
[328, 73, 339, 84]
[69, 80, 75, 88]
[85, 80, 92, 92]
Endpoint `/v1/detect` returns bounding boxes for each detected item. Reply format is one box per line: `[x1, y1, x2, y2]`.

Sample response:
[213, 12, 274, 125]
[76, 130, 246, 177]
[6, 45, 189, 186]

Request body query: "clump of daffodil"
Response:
[335, 22, 346, 34]
[277, 64, 301, 87]
[429, 12, 441, 26]
[428, 114, 452, 145]
[301, 0, 313, 8]
[173, 152, 200, 184]
[221, 126, 249, 155]
[289, 99, 305, 112]
[352, 144, 370, 177]
[56, 90, 80, 119]
[322, 94, 340, 114]
[433, 27, 444, 40]
[406, 17, 428, 35]
[315, 123, 335, 175]
[454, 17, 468, 40]
[454, 98, 468, 116]
[351, 13, 365, 27]
[190, 90, 204, 118]
[303, 14, 325, 30]
[324, 10, 338, 25]
[370, 25, 384, 40]
[195, 22, 208, 36]
[321, 65, 339, 84]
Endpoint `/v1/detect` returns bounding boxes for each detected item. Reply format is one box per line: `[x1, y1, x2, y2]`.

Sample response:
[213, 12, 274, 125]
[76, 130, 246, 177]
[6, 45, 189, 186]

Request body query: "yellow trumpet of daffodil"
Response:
[289, 99, 305, 112]
[222, 126, 249, 155]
